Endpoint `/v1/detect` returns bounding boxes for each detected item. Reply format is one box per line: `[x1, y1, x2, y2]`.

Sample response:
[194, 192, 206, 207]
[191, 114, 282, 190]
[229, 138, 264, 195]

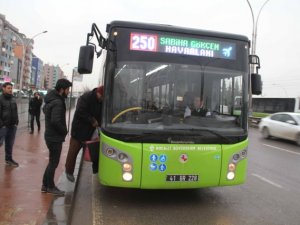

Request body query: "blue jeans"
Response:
[0, 126, 17, 161]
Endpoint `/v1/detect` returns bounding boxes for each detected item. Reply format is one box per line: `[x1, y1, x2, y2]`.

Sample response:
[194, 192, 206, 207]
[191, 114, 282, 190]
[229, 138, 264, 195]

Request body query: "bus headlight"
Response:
[106, 148, 116, 157]
[123, 172, 133, 181]
[228, 163, 236, 171]
[118, 153, 128, 162]
[227, 172, 235, 180]
[240, 149, 247, 158]
[233, 154, 240, 161]
[123, 163, 132, 172]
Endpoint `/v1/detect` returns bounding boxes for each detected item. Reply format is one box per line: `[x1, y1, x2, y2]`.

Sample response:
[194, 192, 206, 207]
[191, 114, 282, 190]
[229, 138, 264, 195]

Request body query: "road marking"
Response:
[252, 173, 283, 189]
[263, 144, 300, 156]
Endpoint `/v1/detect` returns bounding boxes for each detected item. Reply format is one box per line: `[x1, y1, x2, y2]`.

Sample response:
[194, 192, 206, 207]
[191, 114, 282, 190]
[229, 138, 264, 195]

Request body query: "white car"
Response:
[259, 112, 300, 146]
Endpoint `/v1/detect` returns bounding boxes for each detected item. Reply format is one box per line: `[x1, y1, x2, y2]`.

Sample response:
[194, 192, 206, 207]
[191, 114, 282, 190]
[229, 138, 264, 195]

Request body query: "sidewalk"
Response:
[0, 111, 80, 225]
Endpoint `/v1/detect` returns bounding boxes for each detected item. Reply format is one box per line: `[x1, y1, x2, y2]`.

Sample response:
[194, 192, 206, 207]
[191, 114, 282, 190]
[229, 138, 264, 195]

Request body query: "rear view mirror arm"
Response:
[86, 23, 107, 55]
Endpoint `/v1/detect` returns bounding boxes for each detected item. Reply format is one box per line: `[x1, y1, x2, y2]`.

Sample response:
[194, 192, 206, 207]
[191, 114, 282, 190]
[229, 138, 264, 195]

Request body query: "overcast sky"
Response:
[1, 0, 299, 96]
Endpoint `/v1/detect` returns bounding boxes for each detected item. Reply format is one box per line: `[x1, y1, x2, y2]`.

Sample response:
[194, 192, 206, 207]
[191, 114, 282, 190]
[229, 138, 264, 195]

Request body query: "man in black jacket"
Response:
[29, 92, 43, 134]
[65, 86, 103, 182]
[0, 82, 19, 167]
[42, 78, 72, 196]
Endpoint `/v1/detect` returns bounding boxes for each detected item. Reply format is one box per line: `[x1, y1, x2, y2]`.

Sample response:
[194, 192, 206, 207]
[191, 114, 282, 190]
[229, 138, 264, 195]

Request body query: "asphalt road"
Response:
[71, 128, 300, 225]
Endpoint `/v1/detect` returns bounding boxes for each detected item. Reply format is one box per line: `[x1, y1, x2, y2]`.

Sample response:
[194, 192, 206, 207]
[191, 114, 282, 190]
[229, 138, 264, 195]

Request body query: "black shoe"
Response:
[47, 186, 65, 196]
[6, 159, 19, 167]
[41, 185, 47, 193]
[29, 130, 33, 134]
[66, 172, 75, 182]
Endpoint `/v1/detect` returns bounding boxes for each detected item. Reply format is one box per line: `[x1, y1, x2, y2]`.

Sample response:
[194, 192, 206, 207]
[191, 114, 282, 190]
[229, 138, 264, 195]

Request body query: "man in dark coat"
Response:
[29, 92, 43, 134]
[191, 96, 208, 117]
[65, 86, 103, 182]
[0, 82, 19, 167]
[42, 78, 72, 196]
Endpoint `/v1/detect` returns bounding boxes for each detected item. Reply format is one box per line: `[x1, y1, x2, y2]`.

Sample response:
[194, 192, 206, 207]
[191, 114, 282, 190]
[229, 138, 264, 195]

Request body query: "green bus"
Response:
[78, 21, 262, 189]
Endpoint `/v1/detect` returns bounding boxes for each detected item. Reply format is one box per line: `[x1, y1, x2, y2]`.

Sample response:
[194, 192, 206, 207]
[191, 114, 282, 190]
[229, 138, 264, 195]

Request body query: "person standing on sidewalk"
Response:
[0, 82, 19, 167]
[42, 78, 72, 196]
[29, 92, 43, 134]
[65, 86, 103, 182]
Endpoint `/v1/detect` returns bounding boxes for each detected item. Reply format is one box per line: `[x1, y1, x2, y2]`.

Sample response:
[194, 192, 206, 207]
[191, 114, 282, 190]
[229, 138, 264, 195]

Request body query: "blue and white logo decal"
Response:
[159, 164, 167, 172]
[150, 163, 158, 171]
[159, 154, 167, 163]
[150, 154, 158, 162]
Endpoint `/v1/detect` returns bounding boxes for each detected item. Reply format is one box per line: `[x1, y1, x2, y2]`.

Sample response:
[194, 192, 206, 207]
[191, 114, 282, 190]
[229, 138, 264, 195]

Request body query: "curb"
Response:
[41, 150, 84, 225]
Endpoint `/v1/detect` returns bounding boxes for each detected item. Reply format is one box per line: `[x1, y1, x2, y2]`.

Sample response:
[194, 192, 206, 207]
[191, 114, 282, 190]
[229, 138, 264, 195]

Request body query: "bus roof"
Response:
[107, 20, 249, 42]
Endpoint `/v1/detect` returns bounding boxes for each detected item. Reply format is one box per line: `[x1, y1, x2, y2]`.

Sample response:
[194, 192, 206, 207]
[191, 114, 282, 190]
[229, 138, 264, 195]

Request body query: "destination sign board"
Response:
[130, 32, 236, 60]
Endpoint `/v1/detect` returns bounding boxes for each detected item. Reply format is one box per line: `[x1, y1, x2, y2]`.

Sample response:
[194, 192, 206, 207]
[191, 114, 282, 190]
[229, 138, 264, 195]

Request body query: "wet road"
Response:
[72, 128, 300, 225]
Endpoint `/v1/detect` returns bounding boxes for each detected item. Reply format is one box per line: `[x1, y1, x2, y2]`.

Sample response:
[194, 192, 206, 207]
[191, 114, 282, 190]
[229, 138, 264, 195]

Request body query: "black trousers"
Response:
[42, 141, 63, 188]
[30, 113, 40, 131]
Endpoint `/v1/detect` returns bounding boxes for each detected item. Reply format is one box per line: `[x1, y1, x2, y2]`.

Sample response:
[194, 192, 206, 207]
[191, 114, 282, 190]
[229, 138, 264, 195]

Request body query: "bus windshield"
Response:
[103, 26, 249, 143]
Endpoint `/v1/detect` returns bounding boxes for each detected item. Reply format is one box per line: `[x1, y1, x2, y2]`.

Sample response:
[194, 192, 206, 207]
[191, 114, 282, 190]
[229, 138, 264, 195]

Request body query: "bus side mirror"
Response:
[78, 45, 94, 74]
[249, 55, 260, 66]
[251, 73, 262, 95]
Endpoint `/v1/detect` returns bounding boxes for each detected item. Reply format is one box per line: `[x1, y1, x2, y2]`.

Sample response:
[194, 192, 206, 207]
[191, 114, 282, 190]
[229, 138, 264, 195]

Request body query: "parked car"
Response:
[12, 89, 28, 98]
[259, 112, 300, 146]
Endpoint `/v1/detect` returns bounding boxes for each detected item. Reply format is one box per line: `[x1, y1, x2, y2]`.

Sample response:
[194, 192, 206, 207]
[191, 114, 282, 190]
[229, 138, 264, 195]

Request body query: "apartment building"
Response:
[0, 14, 17, 83]
[0, 13, 34, 89]
[43, 64, 65, 90]
[32, 55, 44, 89]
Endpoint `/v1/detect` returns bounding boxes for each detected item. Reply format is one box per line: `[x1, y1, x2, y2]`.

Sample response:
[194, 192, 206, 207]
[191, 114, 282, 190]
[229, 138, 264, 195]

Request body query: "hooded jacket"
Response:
[43, 90, 68, 142]
[0, 93, 19, 127]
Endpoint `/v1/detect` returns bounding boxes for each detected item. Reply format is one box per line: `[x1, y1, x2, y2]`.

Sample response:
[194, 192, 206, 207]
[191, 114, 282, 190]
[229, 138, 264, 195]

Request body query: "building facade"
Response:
[43, 64, 65, 90]
[0, 13, 35, 89]
[32, 55, 43, 89]
[0, 14, 17, 84]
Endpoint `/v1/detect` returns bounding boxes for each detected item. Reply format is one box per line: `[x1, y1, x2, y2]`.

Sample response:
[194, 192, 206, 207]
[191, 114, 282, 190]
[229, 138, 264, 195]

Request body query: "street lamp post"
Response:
[246, 0, 271, 57]
[246, 0, 271, 113]
[67, 67, 81, 134]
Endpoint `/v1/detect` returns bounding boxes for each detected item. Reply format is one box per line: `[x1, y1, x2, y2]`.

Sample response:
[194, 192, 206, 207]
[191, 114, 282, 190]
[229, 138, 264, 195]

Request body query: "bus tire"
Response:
[262, 127, 270, 139]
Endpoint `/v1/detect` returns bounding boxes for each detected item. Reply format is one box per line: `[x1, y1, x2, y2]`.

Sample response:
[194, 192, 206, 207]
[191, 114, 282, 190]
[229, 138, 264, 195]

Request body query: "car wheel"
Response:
[296, 134, 300, 146]
[262, 127, 270, 139]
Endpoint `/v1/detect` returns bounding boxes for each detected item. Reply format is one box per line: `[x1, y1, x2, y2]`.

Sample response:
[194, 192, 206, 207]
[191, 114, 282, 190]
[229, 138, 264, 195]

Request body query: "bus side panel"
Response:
[141, 144, 222, 189]
[219, 140, 248, 186]
[98, 133, 142, 188]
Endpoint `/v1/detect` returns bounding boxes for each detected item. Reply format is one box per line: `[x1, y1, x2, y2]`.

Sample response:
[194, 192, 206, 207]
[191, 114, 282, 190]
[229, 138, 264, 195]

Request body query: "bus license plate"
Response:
[166, 175, 198, 182]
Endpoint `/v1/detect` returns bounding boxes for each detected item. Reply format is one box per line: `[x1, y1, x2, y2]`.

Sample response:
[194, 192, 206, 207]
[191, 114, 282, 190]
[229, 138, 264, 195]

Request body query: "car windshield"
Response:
[294, 114, 300, 123]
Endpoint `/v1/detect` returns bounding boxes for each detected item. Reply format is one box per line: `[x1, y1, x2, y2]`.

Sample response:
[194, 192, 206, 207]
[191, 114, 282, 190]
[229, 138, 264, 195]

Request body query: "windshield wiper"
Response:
[123, 132, 164, 141]
[122, 129, 232, 144]
[174, 128, 232, 144]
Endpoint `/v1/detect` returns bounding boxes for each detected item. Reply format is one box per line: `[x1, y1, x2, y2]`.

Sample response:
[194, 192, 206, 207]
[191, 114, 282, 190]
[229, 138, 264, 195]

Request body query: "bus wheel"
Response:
[262, 127, 270, 139]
